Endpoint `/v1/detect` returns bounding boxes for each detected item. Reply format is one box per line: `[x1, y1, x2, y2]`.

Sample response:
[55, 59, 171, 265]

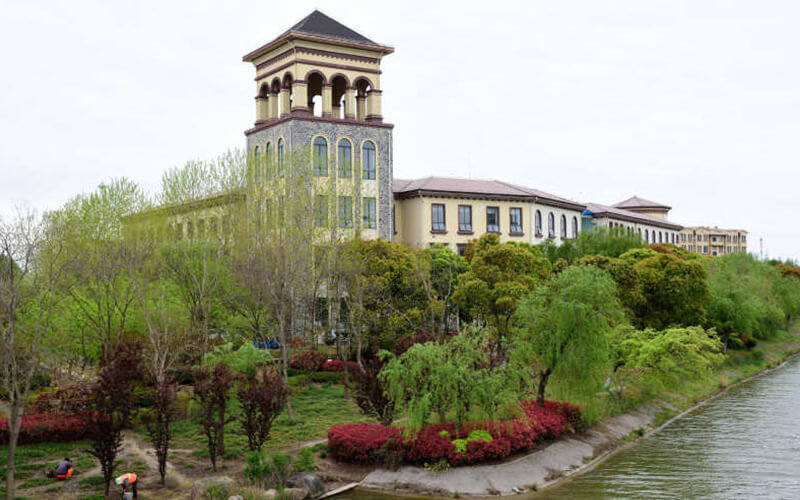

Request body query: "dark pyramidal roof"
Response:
[287, 10, 377, 45]
[612, 195, 671, 210]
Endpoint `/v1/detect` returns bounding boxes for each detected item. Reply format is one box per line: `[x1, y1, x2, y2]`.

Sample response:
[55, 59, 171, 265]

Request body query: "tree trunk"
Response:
[280, 317, 294, 420]
[537, 369, 551, 407]
[5, 401, 23, 500]
[216, 404, 225, 457]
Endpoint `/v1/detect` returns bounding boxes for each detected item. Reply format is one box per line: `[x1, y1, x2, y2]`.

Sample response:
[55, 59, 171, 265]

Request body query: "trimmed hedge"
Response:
[0, 411, 95, 445]
[328, 400, 581, 466]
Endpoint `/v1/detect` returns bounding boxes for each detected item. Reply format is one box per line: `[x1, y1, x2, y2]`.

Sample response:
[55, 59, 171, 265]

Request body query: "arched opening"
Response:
[338, 139, 352, 178]
[535, 210, 542, 236]
[331, 75, 348, 119]
[253, 146, 261, 184]
[277, 138, 285, 177]
[306, 72, 325, 117]
[355, 78, 371, 120]
[282, 73, 294, 115]
[313, 136, 328, 177]
[645, 229, 649, 242]
[362, 141, 376, 180]
[548, 212, 555, 238]
[265, 142, 273, 180]
[270, 79, 281, 117]
[572, 216, 578, 238]
[560, 215, 567, 239]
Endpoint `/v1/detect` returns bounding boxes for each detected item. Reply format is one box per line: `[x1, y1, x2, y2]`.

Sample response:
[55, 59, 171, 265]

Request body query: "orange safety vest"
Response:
[118, 473, 137, 484]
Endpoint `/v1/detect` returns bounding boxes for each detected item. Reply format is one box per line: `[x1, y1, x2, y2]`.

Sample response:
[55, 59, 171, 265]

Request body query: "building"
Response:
[583, 196, 683, 246]
[680, 227, 748, 256]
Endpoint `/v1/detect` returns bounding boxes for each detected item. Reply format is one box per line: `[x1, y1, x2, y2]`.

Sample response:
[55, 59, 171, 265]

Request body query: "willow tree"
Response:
[1, 208, 70, 500]
[513, 265, 623, 406]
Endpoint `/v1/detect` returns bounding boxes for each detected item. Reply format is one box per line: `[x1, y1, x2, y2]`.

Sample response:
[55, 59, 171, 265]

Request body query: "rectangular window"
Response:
[456, 243, 467, 257]
[338, 196, 352, 228]
[363, 197, 377, 229]
[431, 204, 446, 232]
[315, 195, 328, 227]
[509, 207, 523, 234]
[363, 143, 376, 180]
[338, 141, 352, 178]
[486, 206, 500, 233]
[458, 205, 472, 233]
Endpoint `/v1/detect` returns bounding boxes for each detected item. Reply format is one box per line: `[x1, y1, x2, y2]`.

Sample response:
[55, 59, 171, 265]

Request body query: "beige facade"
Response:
[680, 227, 748, 256]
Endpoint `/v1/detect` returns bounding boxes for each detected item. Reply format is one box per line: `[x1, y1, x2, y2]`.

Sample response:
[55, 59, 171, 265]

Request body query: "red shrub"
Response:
[321, 360, 360, 372]
[289, 350, 327, 372]
[328, 399, 583, 466]
[0, 411, 95, 445]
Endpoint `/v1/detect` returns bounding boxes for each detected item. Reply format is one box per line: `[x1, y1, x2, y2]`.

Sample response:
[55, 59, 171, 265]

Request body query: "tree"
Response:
[634, 253, 711, 329]
[414, 245, 468, 342]
[146, 379, 177, 484]
[193, 363, 236, 471]
[1, 208, 69, 500]
[574, 255, 644, 324]
[380, 327, 518, 432]
[236, 368, 289, 452]
[349, 355, 396, 425]
[86, 339, 143, 496]
[454, 234, 550, 342]
[513, 265, 623, 406]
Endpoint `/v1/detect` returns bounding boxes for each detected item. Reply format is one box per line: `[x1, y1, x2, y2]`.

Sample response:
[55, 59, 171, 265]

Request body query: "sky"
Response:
[1, 0, 798, 260]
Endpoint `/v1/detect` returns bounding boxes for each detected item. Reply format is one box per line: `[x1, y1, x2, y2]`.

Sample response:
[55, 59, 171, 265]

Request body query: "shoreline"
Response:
[353, 331, 800, 498]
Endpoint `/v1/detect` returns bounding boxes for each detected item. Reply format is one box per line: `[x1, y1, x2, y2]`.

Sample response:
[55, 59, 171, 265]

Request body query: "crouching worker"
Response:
[46, 457, 73, 479]
[115, 472, 138, 499]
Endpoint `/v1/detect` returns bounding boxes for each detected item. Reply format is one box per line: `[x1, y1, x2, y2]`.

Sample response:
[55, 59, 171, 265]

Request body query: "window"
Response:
[487, 207, 500, 233]
[277, 138, 285, 177]
[510, 207, 523, 234]
[535, 210, 542, 236]
[338, 196, 352, 228]
[362, 141, 376, 180]
[254, 146, 261, 184]
[560, 215, 567, 238]
[456, 243, 467, 257]
[645, 229, 649, 242]
[572, 216, 579, 238]
[659, 232, 663, 243]
[458, 205, 472, 233]
[265, 143, 273, 180]
[313, 136, 328, 176]
[548, 212, 555, 238]
[363, 197, 377, 229]
[431, 204, 446, 232]
[338, 139, 352, 178]
[392, 206, 396, 234]
[314, 195, 328, 227]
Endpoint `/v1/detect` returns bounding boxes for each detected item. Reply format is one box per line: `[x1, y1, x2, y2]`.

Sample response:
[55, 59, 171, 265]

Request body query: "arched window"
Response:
[645, 229, 649, 242]
[265, 142, 273, 180]
[548, 212, 555, 238]
[337, 139, 352, 178]
[313, 136, 328, 176]
[659, 231, 663, 243]
[572, 216, 578, 238]
[560, 215, 567, 238]
[362, 141, 376, 180]
[535, 210, 542, 236]
[253, 146, 261, 184]
[277, 138, 285, 177]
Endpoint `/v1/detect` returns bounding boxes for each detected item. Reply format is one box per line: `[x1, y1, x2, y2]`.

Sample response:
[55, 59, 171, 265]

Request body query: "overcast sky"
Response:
[1, 0, 798, 260]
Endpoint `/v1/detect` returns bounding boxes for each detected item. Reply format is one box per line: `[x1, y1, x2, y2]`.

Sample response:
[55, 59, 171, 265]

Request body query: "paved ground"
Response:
[361, 403, 661, 496]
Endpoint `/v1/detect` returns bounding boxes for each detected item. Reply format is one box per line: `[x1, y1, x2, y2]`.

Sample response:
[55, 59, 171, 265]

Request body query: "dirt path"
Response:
[122, 431, 192, 487]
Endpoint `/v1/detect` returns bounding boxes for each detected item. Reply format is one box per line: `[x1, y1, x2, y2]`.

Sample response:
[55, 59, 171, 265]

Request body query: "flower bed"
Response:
[0, 411, 95, 445]
[328, 400, 581, 466]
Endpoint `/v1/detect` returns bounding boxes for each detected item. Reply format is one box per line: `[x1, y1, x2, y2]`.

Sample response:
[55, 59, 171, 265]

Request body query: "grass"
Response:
[78, 475, 106, 489]
[18, 477, 51, 489]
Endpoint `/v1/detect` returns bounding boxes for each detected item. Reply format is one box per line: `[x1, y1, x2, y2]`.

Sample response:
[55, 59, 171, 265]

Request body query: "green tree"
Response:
[513, 265, 623, 406]
[414, 245, 468, 342]
[573, 255, 644, 324]
[634, 254, 711, 329]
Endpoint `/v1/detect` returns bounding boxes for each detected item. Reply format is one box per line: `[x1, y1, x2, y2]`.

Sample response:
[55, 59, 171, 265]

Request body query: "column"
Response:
[321, 84, 333, 117]
[256, 95, 269, 123]
[344, 87, 356, 119]
[291, 80, 309, 115]
[279, 88, 290, 117]
[269, 91, 279, 119]
[366, 90, 383, 122]
[356, 94, 367, 121]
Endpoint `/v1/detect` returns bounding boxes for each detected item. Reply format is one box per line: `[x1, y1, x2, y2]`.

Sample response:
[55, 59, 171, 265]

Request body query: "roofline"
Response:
[682, 226, 748, 233]
[392, 188, 586, 211]
[616, 204, 673, 211]
[243, 31, 394, 63]
[588, 209, 683, 230]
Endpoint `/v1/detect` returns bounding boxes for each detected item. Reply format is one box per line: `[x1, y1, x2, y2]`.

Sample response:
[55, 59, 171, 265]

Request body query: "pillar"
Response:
[366, 90, 383, 122]
[269, 91, 279, 119]
[279, 88, 290, 117]
[356, 95, 367, 121]
[321, 84, 333, 117]
[344, 87, 356, 119]
[291, 81, 310, 115]
[256, 96, 269, 123]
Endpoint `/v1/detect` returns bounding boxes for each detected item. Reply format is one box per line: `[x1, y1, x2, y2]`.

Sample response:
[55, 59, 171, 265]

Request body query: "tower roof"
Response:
[612, 196, 671, 210]
[243, 10, 392, 62]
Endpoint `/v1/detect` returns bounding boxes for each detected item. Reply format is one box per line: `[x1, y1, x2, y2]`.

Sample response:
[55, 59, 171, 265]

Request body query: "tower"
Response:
[242, 10, 394, 240]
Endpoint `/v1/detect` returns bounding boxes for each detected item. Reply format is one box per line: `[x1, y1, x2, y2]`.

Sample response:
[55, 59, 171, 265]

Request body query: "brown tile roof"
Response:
[585, 202, 683, 230]
[392, 177, 585, 210]
[612, 195, 671, 210]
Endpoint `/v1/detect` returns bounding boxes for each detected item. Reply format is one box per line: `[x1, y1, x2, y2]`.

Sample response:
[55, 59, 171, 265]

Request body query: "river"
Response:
[341, 354, 800, 500]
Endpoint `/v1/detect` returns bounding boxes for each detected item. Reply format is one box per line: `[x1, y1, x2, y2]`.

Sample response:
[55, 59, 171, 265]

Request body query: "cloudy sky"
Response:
[1, 0, 798, 260]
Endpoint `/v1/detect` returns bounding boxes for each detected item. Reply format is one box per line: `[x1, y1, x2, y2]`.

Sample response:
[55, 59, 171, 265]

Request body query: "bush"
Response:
[327, 400, 581, 466]
[288, 351, 327, 372]
[320, 360, 360, 372]
[309, 371, 344, 384]
[0, 411, 94, 445]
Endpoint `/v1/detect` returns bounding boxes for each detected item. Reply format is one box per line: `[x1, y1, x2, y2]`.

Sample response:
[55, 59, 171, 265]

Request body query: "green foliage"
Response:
[513, 266, 623, 404]
[573, 255, 644, 324]
[380, 327, 520, 432]
[619, 247, 658, 264]
[542, 227, 644, 263]
[202, 342, 275, 376]
[467, 429, 493, 443]
[454, 234, 550, 339]
[294, 447, 315, 472]
[634, 254, 711, 329]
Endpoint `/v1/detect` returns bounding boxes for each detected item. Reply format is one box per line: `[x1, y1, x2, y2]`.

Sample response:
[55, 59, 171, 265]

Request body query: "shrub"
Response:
[327, 400, 582, 466]
[288, 351, 327, 372]
[33, 383, 91, 415]
[294, 447, 315, 472]
[309, 371, 344, 384]
[0, 411, 94, 445]
[320, 360, 360, 372]
[237, 368, 289, 452]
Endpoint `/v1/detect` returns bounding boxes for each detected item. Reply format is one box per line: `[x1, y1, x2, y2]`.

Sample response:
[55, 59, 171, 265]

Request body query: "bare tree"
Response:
[1, 208, 70, 500]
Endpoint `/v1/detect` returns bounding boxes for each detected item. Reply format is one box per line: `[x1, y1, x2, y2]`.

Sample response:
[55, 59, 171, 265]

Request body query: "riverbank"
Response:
[357, 324, 800, 497]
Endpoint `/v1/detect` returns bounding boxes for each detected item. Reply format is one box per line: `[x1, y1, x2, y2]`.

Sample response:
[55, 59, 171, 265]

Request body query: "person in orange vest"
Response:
[115, 472, 138, 498]
[47, 457, 73, 479]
